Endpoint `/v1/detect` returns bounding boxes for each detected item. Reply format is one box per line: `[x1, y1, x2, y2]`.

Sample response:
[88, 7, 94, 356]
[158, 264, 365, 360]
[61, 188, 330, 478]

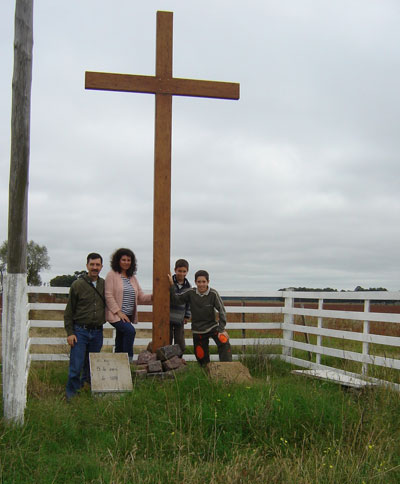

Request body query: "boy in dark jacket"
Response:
[169, 259, 191, 352]
[168, 269, 232, 365]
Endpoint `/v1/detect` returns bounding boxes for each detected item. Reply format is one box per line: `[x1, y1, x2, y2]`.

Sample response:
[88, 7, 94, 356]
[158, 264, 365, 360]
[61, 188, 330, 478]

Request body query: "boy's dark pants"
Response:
[170, 322, 186, 353]
[193, 329, 232, 365]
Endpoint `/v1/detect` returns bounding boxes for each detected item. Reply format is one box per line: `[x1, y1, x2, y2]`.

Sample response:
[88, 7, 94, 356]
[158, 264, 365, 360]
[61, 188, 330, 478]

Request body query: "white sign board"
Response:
[89, 353, 133, 393]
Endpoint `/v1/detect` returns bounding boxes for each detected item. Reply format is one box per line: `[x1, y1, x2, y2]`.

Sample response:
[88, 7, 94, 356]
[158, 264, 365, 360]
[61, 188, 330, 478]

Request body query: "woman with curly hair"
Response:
[105, 248, 152, 361]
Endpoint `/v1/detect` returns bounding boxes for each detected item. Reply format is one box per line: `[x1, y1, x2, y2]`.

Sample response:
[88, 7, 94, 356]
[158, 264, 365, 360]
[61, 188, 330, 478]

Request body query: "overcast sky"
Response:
[1, 0, 400, 291]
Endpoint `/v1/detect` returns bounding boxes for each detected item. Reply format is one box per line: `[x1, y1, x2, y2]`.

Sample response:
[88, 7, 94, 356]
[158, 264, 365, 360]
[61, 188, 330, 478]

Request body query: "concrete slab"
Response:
[291, 369, 376, 389]
[89, 353, 133, 393]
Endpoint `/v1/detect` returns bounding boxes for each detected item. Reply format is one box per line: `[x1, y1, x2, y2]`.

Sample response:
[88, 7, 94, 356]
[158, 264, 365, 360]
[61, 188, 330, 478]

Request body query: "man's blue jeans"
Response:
[66, 325, 103, 399]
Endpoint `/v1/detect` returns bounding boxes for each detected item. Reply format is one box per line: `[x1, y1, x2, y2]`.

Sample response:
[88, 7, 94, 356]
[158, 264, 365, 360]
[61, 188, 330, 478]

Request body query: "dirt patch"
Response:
[207, 362, 253, 384]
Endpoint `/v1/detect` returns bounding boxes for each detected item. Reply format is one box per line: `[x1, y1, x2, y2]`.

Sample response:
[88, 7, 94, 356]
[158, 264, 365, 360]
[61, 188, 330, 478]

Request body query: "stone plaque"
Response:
[89, 353, 133, 394]
[207, 362, 253, 384]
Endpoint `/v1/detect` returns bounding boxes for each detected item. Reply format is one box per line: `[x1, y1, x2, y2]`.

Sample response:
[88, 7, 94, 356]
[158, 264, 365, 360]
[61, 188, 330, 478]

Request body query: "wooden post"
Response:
[241, 300, 246, 353]
[282, 290, 294, 358]
[85, 11, 240, 351]
[300, 304, 312, 361]
[152, 13, 173, 348]
[362, 299, 371, 376]
[3, 0, 34, 424]
[316, 298, 323, 366]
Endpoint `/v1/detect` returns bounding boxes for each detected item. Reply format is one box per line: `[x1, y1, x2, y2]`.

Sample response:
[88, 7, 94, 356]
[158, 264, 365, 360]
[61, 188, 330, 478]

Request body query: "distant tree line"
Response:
[279, 287, 338, 292]
[353, 286, 388, 292]
[50, 271, 86, 287]
[279, 286, 388, 292]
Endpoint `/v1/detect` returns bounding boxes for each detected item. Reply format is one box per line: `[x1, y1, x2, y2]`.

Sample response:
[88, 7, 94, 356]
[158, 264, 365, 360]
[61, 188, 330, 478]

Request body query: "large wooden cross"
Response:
[85, 11, 240, 351]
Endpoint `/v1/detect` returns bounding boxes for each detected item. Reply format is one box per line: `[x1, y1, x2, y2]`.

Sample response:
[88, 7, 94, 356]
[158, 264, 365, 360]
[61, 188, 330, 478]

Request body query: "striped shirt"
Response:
[121, 277, 136, 317]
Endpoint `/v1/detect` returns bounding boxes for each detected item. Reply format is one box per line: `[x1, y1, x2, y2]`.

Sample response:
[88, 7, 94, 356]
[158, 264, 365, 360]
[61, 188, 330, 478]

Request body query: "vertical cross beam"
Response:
[153, 12, 173, 349]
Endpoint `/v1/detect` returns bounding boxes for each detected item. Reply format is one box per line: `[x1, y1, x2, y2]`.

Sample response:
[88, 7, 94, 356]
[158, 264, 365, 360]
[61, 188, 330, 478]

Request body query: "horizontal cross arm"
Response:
[168, 77, 240, 100]
[85, 71, 240, 100]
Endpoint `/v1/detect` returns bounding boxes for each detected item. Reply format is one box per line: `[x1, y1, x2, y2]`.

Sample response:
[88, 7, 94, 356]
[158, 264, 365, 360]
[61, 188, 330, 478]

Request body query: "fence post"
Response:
[316, 298, 323, 365]
[241, 300, 246, 353]
[282, 291, 294, 357]
[362, 299, 370, 376]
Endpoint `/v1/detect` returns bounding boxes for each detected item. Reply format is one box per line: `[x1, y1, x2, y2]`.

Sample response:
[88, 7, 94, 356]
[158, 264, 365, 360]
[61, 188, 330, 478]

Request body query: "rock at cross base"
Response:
[137, 350, 157, 365]
[156, 344, 183, 361]
[162, 355, 185, 372]
[147, 360, 163, 373]
[206, 362, 252, 384]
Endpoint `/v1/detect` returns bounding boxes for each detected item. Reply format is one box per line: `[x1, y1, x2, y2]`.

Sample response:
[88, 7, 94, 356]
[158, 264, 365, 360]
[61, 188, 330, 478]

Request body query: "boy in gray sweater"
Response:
[168, 269, 232, 365]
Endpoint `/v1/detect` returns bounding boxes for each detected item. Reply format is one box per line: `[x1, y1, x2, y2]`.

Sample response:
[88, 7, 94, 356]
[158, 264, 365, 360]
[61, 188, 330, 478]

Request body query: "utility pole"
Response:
[3, 0, 34, 424]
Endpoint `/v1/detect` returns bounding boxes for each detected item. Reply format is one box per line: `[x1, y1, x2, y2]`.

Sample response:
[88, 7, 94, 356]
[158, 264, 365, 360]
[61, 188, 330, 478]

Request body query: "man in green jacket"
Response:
[64, 253, 105, 400]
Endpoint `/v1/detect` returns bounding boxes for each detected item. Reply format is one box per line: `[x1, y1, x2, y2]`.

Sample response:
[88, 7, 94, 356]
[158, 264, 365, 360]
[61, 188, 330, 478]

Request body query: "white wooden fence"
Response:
[26, 287, 400, 390]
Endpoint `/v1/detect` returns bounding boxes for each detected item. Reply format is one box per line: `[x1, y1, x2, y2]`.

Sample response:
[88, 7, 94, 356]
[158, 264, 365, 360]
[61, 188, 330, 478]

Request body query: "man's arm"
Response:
[64, 283, 77, 337]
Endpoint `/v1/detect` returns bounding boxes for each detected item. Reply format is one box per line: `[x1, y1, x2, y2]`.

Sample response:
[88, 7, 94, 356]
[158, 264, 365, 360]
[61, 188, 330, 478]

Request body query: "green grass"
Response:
[1, 358, 400, 483]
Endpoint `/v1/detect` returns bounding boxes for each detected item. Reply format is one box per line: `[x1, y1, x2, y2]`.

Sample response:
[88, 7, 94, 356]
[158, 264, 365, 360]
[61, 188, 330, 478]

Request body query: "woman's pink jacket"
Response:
[105, 270, 152, 323]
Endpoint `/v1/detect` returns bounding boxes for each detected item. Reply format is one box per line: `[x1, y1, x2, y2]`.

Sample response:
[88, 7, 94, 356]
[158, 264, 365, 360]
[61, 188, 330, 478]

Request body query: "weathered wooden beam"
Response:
[8, 0, 33, 273]
[85, 72, 240, 100]
[3, 0, 34, 425]
[2, 274, 29, 423]
[152, 12, 173, 350]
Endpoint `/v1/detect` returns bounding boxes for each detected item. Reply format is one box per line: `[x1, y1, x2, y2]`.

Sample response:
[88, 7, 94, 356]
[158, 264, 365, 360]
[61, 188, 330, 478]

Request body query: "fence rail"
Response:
[25, 286, 400, 389]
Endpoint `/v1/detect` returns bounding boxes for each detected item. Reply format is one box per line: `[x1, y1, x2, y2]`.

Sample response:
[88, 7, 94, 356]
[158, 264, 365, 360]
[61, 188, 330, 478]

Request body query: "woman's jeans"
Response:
[111, 320, 136, 359]
[66, 325, 103, 399]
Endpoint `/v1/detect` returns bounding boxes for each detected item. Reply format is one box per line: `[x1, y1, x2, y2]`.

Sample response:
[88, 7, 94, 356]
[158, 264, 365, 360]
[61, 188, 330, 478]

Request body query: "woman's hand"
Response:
[117, 310, 130, 322]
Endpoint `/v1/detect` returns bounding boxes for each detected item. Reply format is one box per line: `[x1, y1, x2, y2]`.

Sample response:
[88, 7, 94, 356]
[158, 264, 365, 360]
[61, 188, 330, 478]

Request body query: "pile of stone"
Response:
[133, 344, 187, 378]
